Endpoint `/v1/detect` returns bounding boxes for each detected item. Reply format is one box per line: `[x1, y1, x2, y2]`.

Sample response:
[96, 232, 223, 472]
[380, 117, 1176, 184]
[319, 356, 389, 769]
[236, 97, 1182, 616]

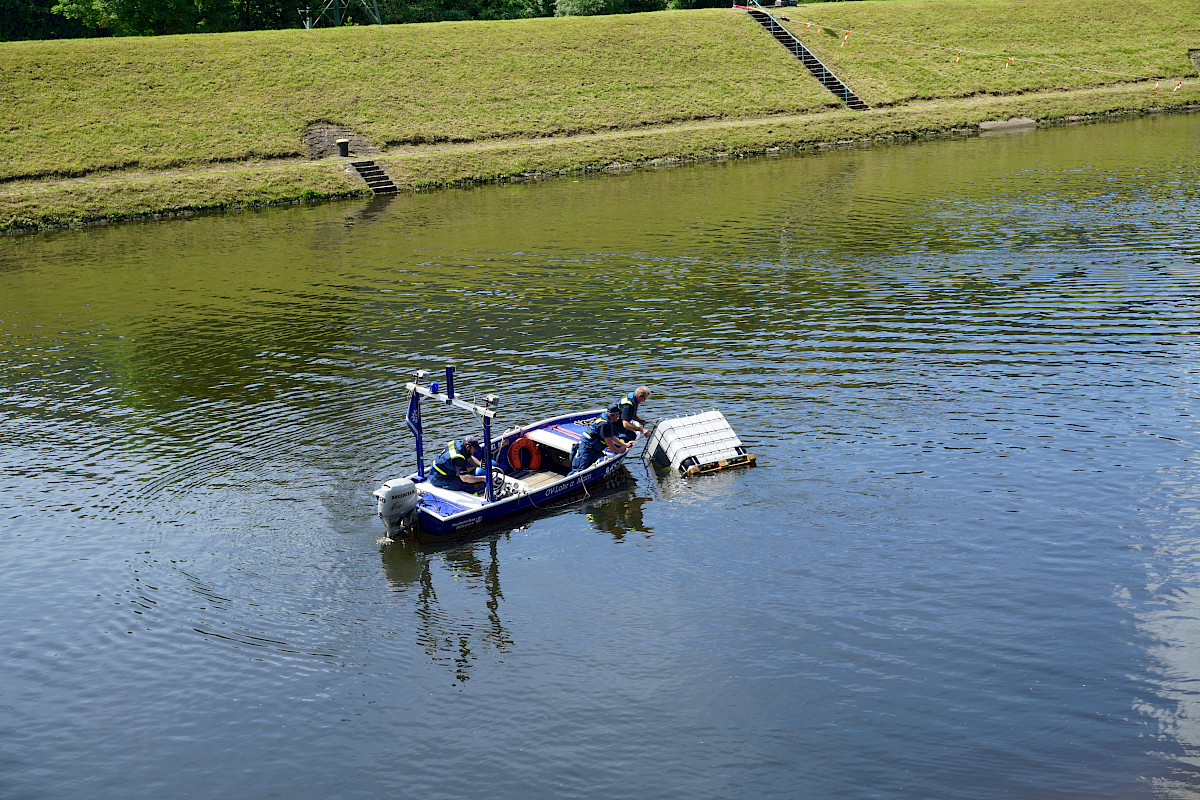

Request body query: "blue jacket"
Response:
[584, 416, 620, 444]
[617, 391, 639, 423]
[433, 439, 472, 476]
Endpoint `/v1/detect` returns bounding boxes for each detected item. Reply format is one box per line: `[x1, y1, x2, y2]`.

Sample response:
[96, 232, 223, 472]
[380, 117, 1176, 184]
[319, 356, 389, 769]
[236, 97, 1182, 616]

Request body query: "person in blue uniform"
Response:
[568, 407, 628, 475]
[430, 436, 486, 492]
[609, 403, 635, 444]
[612, 386, 652, 441]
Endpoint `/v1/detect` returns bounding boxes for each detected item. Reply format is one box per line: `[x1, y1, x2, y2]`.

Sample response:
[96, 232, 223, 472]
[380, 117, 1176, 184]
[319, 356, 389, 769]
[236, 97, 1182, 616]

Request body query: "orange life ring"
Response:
[508, 437, 541, 471]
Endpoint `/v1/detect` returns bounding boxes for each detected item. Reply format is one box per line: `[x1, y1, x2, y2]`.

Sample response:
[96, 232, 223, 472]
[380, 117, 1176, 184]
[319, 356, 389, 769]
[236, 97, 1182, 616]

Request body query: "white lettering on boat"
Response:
[543, 477, 582, 497]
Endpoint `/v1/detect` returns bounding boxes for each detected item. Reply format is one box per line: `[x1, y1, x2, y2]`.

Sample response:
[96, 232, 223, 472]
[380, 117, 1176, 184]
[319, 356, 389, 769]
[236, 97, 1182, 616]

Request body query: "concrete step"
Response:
[349, 160, 399, 196]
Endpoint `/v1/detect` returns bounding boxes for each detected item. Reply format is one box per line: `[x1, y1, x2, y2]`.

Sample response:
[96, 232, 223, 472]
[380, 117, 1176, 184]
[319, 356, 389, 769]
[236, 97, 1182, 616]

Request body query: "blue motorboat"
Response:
[374, 367, 631, 541]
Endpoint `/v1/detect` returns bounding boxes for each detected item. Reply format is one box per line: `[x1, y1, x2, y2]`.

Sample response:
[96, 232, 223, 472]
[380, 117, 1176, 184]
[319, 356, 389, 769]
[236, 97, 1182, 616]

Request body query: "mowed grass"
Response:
[7, 0, 1195, 184]
[1, 10, 835, 181]
[793, 0, 1200, 106]
[1, 162, 363, 230]
[7, 81, 1191, 231]
[1, 0, 1197, 230]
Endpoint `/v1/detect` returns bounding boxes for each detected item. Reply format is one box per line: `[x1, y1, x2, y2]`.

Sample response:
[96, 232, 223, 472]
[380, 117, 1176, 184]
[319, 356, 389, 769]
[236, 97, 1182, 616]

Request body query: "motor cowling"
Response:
[374, 478, 419, 521]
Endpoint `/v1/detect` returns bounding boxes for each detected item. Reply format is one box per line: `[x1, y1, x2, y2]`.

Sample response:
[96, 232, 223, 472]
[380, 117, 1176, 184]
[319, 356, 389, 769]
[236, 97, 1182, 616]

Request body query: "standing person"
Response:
[568, 407, 628, 475]
[613, 385, 652, 440]
[430, 436, 486, 492]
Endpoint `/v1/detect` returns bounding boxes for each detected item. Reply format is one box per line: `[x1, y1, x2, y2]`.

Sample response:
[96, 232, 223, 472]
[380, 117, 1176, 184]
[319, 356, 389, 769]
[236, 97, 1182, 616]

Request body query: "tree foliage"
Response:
[379, 0, 539, 23]
[46, 0, 318, 34]
[1, 0, 731, 39]
[0, 0, 96, 39]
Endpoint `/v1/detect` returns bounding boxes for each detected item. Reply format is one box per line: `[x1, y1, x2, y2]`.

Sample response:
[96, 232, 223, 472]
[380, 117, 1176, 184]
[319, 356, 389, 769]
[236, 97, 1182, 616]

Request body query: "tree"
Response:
[44, 0, 317, 34]
[51, 0, 203, 34]
[0, 0, 99, 39]
[554, 0, 665, 16]
[378, 0, 536, 23]
[553, 0, 620, 15]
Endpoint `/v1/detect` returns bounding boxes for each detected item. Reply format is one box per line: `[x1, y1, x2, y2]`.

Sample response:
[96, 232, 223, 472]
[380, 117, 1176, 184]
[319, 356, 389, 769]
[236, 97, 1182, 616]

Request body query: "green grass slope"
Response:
[796, 0, 1199, 106]
[1, 10, 834, 182]
[1, 0, 1197, 230]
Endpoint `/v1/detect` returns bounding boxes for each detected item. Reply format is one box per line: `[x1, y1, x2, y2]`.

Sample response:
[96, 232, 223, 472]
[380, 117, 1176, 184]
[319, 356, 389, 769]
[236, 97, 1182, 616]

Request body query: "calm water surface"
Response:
[2, 113, 1200, 799]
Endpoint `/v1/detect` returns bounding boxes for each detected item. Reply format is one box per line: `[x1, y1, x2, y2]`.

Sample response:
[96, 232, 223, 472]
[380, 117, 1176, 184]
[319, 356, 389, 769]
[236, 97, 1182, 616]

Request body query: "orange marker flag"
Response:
[1004, 57, 1014, 71]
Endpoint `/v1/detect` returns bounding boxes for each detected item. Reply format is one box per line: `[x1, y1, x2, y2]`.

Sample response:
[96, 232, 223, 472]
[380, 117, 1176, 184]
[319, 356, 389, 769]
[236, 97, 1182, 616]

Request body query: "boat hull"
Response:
[415, 456, 628, 537]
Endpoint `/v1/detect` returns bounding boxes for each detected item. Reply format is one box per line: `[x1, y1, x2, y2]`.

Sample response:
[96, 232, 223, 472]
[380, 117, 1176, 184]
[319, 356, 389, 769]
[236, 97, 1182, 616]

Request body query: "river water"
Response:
[2, 112, 1200, 799]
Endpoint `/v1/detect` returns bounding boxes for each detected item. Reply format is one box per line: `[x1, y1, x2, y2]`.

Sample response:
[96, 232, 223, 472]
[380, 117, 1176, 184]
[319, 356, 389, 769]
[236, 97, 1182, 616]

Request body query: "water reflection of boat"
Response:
[381, 535, 512, 683]
[374, 367, 631, 543]
[582, 488, 653, 541]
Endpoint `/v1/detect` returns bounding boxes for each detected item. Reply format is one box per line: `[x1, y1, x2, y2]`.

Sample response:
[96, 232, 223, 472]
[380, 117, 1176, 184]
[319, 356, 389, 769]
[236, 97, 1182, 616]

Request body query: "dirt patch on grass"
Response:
[302, 122, 381, 159]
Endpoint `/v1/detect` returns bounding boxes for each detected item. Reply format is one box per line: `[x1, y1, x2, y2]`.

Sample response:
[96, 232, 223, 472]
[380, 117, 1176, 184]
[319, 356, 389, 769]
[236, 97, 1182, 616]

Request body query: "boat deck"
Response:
[518, 470, 565, 490]
[418, 483, 485, 516]
[416, 468, 568, 517]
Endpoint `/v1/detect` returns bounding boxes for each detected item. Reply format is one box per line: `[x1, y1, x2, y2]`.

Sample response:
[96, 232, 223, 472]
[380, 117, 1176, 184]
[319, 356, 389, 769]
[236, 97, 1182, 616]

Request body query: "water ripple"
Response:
[1, 112, 1199, 799]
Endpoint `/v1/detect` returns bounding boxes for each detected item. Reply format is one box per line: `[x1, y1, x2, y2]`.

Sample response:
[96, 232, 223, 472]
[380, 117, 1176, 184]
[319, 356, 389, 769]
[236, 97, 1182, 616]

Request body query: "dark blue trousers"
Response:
[430, 471, 473, 492]
[569, 437, 606, 475]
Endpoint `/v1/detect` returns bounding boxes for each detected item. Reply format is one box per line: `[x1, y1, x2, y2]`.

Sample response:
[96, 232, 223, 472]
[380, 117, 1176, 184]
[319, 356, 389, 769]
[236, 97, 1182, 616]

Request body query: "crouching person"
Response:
[430, 436, 487, 492]
[568, 407, 628, 475]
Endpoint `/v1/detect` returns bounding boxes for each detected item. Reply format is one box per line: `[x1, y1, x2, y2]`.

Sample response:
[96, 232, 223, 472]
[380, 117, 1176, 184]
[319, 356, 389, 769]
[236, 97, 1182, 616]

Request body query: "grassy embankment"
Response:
[2, 0, 1198, 231]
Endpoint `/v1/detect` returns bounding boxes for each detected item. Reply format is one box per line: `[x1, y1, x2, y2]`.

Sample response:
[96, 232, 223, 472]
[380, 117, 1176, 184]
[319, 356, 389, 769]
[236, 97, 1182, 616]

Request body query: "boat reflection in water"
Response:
[381, 536, 512, 684]
[378, 466, 653, 681]
[581, 487, 653, 542]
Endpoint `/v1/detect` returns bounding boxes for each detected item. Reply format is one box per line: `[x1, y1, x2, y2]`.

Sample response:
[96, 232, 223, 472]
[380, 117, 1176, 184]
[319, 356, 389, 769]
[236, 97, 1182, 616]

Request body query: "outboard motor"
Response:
[374, 478, 420, 537]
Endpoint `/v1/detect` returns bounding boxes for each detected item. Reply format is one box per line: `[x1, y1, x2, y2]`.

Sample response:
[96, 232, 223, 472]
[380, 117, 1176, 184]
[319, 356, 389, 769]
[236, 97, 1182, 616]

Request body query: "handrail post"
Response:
[483, 416, 494, 502]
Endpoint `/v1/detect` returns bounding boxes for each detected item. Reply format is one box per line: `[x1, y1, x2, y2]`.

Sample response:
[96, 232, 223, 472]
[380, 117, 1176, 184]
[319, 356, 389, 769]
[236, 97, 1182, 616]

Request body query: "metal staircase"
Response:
[350, 160, 398, 195]
[746, 7, 870, 111]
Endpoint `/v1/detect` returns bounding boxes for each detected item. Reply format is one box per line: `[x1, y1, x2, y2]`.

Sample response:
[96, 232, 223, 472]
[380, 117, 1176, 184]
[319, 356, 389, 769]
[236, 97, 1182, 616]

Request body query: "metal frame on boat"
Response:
[374, 367, 629, 540]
